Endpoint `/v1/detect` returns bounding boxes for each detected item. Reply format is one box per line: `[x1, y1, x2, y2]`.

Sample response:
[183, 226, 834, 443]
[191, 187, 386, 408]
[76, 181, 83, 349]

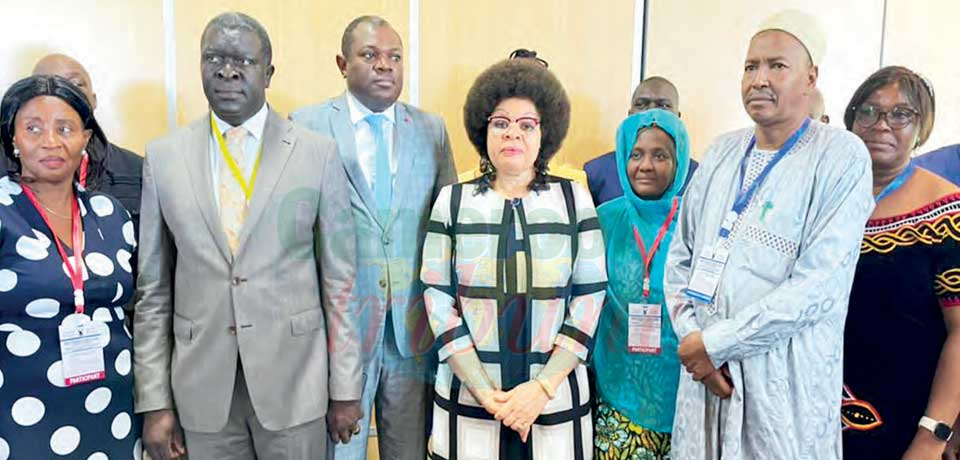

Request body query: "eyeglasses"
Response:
[487, 115, 541, 135]
[853, 104, 918, 130]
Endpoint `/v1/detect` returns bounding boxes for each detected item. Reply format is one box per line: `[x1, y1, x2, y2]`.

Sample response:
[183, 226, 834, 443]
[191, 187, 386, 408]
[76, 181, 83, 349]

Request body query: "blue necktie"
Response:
[366, 114, 391, 220]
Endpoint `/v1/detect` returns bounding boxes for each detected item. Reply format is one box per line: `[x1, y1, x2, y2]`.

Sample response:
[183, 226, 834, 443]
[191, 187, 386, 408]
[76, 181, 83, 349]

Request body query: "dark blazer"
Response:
[99, 142, 143, 228]
[915, 144, 960, 186]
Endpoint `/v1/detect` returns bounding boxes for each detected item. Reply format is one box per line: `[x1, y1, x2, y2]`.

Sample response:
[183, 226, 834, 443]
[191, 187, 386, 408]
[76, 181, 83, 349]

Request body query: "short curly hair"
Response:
[463, 58, 570, 192]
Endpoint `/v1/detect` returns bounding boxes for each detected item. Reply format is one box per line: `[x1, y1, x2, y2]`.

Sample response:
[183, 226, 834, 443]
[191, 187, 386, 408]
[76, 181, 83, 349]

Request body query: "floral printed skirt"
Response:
[594, 401, 671, 460]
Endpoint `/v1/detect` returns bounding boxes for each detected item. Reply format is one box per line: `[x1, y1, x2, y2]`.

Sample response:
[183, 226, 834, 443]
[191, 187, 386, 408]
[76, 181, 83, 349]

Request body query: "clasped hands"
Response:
[678, 331, 734, 399]
[474, 380, 551, 443]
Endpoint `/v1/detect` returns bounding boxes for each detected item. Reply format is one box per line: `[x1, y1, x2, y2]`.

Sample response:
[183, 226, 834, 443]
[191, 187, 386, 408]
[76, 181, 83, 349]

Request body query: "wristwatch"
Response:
[919, 416, 954, 442]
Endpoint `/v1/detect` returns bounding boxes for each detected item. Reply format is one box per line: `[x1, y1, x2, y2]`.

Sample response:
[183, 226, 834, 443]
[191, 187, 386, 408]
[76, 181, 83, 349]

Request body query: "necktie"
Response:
[219, 126, 249, 253]
[366, 114, 391, 220]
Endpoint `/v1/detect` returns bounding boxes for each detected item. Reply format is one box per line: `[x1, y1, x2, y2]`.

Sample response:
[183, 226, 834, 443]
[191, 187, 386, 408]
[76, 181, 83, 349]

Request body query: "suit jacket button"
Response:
[382, 236, 391, 245]
[232, 277, 242, 286]
[379, 279, 387, 289]
[228, 326, 237, 335]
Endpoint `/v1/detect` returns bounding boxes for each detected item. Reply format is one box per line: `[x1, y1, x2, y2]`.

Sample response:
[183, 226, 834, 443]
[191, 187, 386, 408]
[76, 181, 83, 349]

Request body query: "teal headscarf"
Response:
[591, 109, 690, 433]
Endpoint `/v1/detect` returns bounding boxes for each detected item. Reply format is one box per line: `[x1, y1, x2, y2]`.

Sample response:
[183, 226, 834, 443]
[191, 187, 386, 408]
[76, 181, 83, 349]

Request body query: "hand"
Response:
[473, 387, 508, 416]
[494, 381, 551, 442]
[143, 409, 186, 460]
[678, 331, 716, 380]
[702, 366, 733, 399]
[903, 429, 947, 460]
[327, 400, 363, 445]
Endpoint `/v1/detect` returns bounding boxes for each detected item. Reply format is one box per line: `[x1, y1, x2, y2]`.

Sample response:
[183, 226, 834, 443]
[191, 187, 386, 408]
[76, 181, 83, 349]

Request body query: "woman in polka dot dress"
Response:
[0, 75, 141, 459]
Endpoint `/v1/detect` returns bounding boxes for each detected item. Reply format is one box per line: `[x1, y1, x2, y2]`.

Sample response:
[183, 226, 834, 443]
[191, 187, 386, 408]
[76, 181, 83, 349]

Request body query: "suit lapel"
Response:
[182, 115, 231, 261]
[386, 103, 417, 230]
[331, 95, 379, 227]
[235, 110, 294, 254]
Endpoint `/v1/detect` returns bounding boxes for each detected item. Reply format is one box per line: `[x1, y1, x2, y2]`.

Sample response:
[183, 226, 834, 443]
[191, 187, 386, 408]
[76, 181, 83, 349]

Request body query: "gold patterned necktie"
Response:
[219, 126, 249, 253]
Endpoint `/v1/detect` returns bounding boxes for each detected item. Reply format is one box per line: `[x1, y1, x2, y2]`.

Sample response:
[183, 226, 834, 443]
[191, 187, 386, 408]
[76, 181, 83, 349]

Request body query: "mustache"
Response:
[745, 90, 777, 102]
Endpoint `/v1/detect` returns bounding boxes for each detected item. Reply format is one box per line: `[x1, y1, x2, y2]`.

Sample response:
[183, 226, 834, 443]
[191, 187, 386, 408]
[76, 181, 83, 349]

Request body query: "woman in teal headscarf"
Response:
[592, 109, 690, 460]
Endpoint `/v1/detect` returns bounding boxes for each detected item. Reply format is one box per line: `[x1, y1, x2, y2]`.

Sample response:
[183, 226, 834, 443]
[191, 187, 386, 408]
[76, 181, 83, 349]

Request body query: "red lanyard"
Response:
[79, 153, 89, 188]
[631, 197, 679, 298]
[22, 185, 85, 314]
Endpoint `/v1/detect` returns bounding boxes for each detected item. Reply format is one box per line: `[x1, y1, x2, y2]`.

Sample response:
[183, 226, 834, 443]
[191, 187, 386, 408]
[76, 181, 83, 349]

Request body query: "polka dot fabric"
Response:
[0, 178, 140, 459]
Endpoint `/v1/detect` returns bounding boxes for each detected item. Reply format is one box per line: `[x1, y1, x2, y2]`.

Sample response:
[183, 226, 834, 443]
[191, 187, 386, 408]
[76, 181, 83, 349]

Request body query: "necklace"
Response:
[41, 204, 73, 220]
[26, 188, 73, 219]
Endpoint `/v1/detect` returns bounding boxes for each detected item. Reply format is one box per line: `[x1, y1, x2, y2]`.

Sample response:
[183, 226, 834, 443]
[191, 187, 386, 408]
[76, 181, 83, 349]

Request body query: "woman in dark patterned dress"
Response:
[843, 66, 960, 460]
[0, 75, 140, 459]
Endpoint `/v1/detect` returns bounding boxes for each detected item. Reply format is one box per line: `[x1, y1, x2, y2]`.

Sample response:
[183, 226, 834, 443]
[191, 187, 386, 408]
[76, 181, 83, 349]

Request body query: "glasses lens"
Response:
[518, 120, 539, 132]
[489, 117, 510, 131]
[855, 106, 880, 127]
[889, 108, 915, 129]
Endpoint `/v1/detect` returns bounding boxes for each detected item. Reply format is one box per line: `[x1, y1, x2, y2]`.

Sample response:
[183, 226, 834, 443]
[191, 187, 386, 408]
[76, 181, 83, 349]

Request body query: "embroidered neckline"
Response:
[861, 195, 960, 254]
[866, 192, 960, 229]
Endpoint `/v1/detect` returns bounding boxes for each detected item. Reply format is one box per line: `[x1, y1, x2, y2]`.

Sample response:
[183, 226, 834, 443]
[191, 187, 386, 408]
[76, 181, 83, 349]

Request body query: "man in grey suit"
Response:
[290, 15, 456, 460]
[134, 12, 362, 460]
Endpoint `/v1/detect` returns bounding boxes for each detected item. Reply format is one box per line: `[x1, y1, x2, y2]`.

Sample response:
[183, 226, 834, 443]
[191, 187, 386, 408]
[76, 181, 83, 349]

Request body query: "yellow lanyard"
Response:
[211, 114, 263, 201]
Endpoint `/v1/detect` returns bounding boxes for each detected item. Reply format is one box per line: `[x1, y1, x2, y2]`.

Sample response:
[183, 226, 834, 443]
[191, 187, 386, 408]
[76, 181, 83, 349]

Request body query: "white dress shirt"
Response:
[208, 103, 268, 204]
[345, 91, 396, 190]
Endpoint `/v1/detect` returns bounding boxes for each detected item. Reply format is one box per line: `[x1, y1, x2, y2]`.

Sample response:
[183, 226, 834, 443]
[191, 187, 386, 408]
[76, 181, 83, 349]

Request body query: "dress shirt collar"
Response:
[210, 103, 269, 141]
[345, 90, 396, 126]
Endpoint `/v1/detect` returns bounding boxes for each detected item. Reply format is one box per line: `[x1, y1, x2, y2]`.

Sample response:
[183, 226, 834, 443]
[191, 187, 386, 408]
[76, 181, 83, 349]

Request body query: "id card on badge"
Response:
[628, 303, 662, 354]
[58, 315, 107, 386]
[686, 246, 728, 305]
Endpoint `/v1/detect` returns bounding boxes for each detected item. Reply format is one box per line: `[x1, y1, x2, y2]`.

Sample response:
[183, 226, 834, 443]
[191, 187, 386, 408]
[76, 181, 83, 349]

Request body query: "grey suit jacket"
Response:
[133, 109, 362, 433]
[290, 94, 456, 359]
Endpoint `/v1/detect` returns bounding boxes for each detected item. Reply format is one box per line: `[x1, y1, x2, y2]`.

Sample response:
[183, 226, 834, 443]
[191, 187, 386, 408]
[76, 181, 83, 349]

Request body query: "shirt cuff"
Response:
[702, 320, 738, 368]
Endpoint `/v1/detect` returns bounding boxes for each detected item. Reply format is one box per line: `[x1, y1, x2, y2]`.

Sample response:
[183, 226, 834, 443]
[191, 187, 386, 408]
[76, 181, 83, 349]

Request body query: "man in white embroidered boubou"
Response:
[663, 10, 875, 460]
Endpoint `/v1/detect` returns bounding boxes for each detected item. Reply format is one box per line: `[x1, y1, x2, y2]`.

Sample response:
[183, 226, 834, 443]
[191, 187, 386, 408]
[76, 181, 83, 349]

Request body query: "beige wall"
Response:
[3, 1, 959, 165]
[0, 0, 168, 154]
[174, 0, 409, 125]
[884, 0, 960, 155]
[645, 0, 885, 158]
[3, 2, 960, 460]
[419, 0, 636, 172]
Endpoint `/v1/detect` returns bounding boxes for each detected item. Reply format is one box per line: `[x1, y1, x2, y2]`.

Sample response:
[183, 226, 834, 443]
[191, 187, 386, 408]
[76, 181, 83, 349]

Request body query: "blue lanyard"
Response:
[875, 160, 915, 203]
[719, 118, 811, 239]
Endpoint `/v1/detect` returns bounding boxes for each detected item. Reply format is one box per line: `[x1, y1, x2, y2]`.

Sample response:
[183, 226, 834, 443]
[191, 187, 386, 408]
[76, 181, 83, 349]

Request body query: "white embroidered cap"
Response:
[755, 9, 826, 66]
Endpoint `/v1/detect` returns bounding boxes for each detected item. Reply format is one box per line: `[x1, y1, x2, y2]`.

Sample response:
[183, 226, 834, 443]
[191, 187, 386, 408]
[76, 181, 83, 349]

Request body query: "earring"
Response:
[81, 149, 88, 156]
[480, 156, 495, 176]
[12, 147, 19, 158]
